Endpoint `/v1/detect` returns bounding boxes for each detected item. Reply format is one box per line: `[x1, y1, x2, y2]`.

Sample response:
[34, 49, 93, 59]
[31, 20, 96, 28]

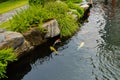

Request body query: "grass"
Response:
[0, 0, 28, 14]
[0, 21, 10, 29]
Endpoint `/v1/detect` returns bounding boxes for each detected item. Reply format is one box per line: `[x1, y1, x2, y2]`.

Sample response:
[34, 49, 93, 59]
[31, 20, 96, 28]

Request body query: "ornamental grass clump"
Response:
[44, 1, 79, 37]
[9, 5, 51, 33]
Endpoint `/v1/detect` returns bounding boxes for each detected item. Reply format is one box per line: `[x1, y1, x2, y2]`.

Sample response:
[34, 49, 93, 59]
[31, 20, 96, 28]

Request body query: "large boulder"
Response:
[42, 19, 60, 38]
[15, 40, 33, 58]
[0, 29, 24, 50]
[23, 27, 46, 46]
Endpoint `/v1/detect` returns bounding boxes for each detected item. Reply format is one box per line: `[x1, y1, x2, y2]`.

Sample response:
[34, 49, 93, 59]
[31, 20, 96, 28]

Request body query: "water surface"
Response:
[5, 0, 120, 80]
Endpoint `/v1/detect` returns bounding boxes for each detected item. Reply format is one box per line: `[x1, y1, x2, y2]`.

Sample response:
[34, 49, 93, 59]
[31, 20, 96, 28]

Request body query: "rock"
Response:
[0, 28, 6, 33]
[23, 27, 46, 46]
[80, 4, 89, 10]
[42, 19, 60, 38]
[0, 31, 24, 49]
[15, 40, 33, 58]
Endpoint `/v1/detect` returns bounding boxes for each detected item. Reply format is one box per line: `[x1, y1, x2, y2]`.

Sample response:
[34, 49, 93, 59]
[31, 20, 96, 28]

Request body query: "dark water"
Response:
[4, 0, 120, 80]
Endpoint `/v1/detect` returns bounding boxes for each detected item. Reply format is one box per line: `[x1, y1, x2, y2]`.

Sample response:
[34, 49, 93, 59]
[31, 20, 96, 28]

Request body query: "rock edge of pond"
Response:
[0, 3, 91, 59]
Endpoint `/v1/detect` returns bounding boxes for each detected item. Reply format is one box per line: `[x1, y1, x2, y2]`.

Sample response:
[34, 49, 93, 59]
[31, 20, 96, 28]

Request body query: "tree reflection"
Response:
[97, 0, 120, 79]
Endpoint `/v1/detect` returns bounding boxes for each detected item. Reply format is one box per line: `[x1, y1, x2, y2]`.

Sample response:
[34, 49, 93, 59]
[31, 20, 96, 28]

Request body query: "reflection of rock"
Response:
[0, 29, 24, 50]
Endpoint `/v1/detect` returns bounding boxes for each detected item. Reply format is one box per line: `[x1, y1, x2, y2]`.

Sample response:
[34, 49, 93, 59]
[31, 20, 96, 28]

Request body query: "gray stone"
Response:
[23, 27, 46, 46]
[42, 19, 60, 38]
[0, 34, 4, 43]
[0, 28, 6, 33]
[15, 40, 33, 58]
[0, 31, 24, 49]
[80, 4, 89, 10]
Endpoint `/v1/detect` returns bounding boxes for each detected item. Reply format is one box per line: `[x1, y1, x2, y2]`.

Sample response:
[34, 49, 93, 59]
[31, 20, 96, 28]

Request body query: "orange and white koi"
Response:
[53, 38, 61, 46]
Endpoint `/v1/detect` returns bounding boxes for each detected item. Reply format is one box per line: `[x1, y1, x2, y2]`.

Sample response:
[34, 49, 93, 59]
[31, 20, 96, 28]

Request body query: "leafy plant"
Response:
[44, 1, 69, 14]
[67, 2, 84, 17]
[44, 1, 79, 37]
[9, 5, 51, 33]
[0, 48, 17, 79]
[58, 15, 78, 37]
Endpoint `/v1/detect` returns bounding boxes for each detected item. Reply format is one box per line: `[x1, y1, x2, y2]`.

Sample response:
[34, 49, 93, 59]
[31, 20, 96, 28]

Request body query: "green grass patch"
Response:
[0, 0, 28, 14]
[0, 48, 17, 79]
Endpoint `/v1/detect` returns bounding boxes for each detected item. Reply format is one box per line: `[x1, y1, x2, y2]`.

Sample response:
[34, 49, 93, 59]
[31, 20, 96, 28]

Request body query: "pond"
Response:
[4, 0, 120, 80]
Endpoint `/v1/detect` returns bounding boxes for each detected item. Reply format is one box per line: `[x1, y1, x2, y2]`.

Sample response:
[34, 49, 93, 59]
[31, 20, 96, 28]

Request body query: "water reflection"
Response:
[97, 0, 120, 79]
[3, 40, 55, 80]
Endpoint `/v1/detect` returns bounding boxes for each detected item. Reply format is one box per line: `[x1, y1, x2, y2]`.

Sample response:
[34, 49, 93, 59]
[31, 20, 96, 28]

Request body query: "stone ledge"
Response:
[0, 19, 60, 58]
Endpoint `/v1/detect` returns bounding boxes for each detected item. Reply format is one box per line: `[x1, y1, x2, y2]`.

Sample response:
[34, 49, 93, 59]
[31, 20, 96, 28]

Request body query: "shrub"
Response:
[44, 1, 79, 37]
[0, 48, 17, 79]
[67, 2, 84, 18]
[44, 1, 69, 14]
[58, 15, 78, 37]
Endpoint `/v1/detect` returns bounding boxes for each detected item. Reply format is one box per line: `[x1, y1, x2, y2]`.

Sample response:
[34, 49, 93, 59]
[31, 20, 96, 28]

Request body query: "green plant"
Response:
[59, 15, 79, 37]
[44, 1, 79, 37]
[0, 48, 17, 79]
[9, 5, 51, 33]
[44, 1, 70, 14]
[67, 2, 84, 17]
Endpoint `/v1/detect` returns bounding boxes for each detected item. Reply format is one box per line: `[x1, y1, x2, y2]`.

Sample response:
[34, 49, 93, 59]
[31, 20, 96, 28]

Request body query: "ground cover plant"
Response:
[0, 48, 17, 79]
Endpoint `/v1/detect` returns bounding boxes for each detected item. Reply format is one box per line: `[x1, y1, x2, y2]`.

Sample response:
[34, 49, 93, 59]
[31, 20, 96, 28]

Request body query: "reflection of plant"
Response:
[0, 48, 17, 79]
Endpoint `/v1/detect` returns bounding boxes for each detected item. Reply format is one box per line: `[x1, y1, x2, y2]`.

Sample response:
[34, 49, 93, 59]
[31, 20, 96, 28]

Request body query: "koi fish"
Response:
[53, 38, 61, 46]
[77, 42, 85, 50]
[50, 46, 59, 55]
[88, 12, 90, 16]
